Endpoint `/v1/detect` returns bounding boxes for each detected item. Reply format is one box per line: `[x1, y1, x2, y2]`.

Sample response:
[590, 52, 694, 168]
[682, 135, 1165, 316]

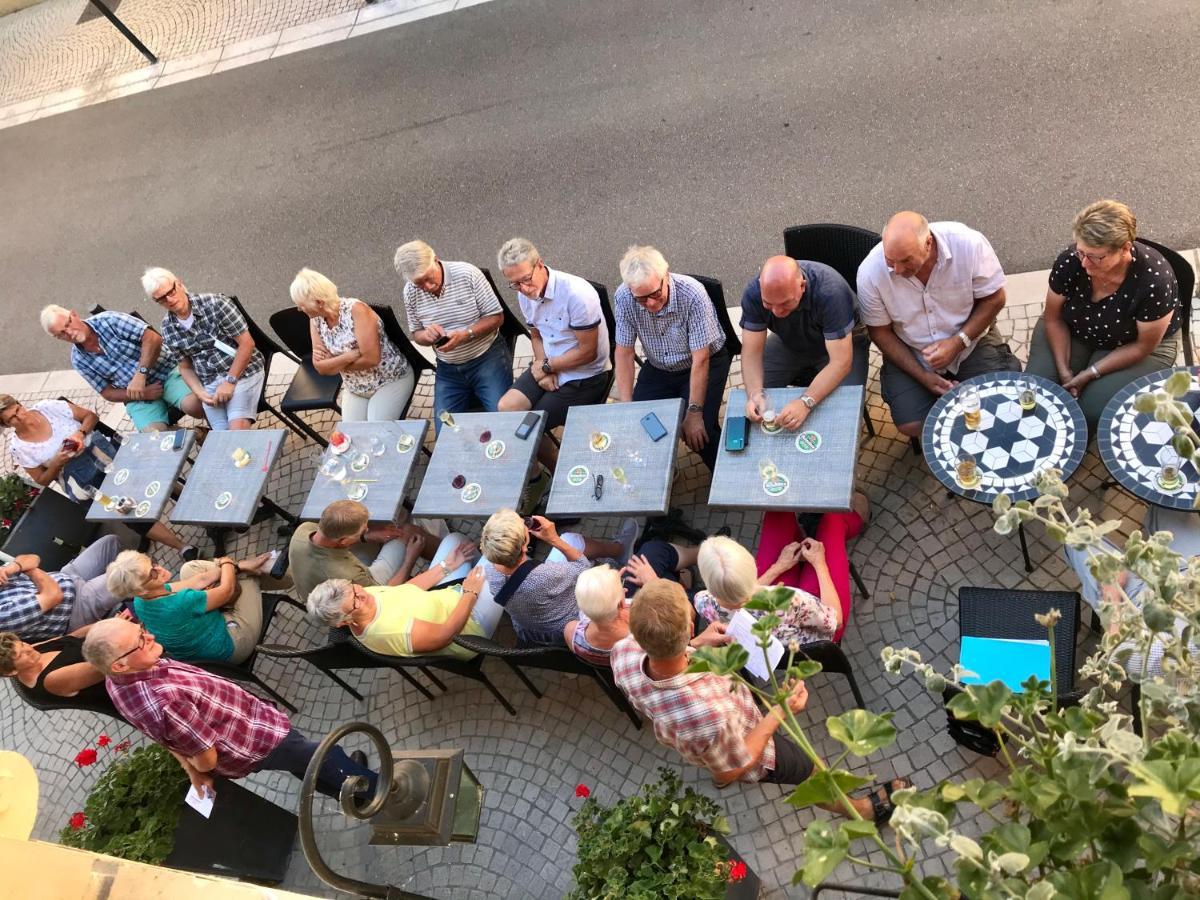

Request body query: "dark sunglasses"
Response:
[152, 282, 178, 304]
[593, 473, 605, 500]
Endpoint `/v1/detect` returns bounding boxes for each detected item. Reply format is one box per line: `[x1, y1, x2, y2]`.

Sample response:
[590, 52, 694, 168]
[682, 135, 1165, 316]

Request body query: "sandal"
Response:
[861, 777, 912, 826]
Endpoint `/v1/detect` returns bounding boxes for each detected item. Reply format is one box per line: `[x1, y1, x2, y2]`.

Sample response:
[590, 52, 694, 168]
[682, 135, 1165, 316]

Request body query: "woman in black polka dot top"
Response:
[1026, 199, 1180, 428]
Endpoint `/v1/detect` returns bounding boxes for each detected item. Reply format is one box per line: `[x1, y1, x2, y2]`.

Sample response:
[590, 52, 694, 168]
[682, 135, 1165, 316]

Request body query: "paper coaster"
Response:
[567, 465, 589, 486]
[589, 433, 611, 452]
[346, 483, 369, 501]
[113, 468, 129, 486]
[159, 435, 174, 451]
[134, 501, 151, 517]
[762, 474, 790, 497]
[145, 481, 160, 498]
[760, 421, 783, 436]
[485, 440, 506, 460]
[460, 483, 482, 503]
[214, 491, 233, 510]
[795, 431, 822, 453]
[395, 434, 416, 453]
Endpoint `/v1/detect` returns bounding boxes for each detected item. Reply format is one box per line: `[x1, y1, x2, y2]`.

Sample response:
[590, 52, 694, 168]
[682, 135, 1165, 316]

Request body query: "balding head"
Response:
[758, 256, 805, 318]
[881, 212, 934, 277]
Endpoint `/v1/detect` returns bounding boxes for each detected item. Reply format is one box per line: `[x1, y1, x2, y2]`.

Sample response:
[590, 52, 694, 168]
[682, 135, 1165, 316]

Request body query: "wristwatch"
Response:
[686, 403, 703, 414]
[467, 327, 476, 340]
[800, 394, 817, 410]
[224, 374, 239, 384]
[541, 358, 553, 375]
[957, 331, 971, 349]
[137, 366, 150, 375]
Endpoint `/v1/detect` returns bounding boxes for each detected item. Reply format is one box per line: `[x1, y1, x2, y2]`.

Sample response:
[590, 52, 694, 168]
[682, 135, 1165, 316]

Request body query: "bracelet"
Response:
[438, 561, 450, 574]
[220, 560, 236, 569]
[462, 589, 478, 599]
[1089, 364, 1101, 378]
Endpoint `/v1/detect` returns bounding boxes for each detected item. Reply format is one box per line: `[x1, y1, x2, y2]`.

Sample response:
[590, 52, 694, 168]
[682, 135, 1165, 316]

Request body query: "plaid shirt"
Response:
[614, 273, 725, 372]
[160, 293, 264, 386]
[72, 311, 177, 394]
[107, 659, 289, 778]
[610, 636, 775, 782]
[0, 571, 77, 642]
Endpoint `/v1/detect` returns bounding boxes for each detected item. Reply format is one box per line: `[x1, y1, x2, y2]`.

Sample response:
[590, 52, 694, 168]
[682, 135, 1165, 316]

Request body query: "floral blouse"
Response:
[692, 586, 837, 647]
[317, 298, 409, 397]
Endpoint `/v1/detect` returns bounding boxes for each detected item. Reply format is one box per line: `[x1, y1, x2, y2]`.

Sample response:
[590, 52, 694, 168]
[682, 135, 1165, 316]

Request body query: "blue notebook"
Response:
[959, 636, 1051, 692]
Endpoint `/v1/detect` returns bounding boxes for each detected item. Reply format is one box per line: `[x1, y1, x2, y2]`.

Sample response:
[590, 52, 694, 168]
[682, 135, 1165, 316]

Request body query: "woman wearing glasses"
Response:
[1026, 200, 1180, 427]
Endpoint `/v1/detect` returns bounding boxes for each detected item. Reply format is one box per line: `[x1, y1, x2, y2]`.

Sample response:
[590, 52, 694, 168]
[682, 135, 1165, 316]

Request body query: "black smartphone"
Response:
[725, 416, 748, 452]
[434, 335, 451, 348]
[641, 411, 668, 442]
[172, 430, 186, 451]
[515, 411, 540, 440]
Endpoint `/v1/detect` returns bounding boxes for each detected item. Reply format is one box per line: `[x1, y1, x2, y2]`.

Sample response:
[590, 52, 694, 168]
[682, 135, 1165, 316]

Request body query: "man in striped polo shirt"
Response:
[395, 240, 514, 431]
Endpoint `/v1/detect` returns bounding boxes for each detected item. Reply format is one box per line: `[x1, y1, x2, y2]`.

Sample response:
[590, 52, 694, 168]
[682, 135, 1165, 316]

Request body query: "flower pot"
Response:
[716, 834, 761, 899]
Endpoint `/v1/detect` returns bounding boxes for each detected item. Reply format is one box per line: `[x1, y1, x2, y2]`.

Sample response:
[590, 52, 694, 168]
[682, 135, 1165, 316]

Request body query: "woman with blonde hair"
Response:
[290, 267, 414, 421]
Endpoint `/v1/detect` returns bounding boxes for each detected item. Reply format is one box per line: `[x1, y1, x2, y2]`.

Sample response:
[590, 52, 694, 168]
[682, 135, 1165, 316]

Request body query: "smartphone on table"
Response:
[641, 412, 669, 442]
[725, 416, 747, 452]
[515, 412, 540, 440]
[172, 430, 186, 451]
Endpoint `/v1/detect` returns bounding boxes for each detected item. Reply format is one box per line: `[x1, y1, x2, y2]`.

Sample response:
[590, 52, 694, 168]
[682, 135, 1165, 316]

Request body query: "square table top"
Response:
[171, 429, 287, 528]
[546, 398, 684, 517]
[412, 411, 545, 519]
[86, 430, 196, 524]
[708, 386, 863, 512]
[300, 420, 429, 524]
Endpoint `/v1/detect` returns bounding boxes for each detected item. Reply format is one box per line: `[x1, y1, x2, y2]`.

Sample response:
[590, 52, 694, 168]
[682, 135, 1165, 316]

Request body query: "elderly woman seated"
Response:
[306, 534, 502, 659]
[106, 550, 278, 664]
[0, 630, 108, 704]
[291, 267, 414, 422]
[693, 535, 843, 650]
[563, 566, 631, 666]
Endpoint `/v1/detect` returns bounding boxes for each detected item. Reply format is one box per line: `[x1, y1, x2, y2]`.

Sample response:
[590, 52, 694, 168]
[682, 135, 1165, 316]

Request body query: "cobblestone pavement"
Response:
[0, 276, 1194, 896]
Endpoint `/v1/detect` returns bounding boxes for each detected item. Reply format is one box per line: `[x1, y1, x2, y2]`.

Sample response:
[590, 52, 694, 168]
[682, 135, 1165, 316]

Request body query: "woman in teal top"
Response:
[105, 550, 273, 663]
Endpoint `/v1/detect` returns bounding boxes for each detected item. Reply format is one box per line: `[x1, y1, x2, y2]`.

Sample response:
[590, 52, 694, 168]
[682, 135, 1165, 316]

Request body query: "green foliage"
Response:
[59, 744, 188, 865]
[569, 768, 734, 899]
[0, 473, 36, 541]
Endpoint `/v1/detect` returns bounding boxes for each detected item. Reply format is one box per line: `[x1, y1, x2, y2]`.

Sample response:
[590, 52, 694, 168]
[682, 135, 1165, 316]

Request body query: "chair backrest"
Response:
[479, 266, 531, 351]
[782, 223, 882, 288]
[14, 679, 128, 724]
[267, 308, 313, 360]
[223, 295, 283, 412]
[371, 304, 434, 379]
[588, 280, 618, 366]
[681, 273, 741, 356]
[1138, 237, 1195, 344]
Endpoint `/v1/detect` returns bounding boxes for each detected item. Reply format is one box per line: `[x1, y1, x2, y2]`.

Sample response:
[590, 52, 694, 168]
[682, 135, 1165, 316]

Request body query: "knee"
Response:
[497, 391, 524, 413]
[896, 420, 923, 438]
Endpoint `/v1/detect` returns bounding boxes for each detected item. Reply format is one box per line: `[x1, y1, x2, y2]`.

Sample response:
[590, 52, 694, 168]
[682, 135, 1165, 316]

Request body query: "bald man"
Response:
[740, 256, 869, 430]
[857, 212, 1019, 437]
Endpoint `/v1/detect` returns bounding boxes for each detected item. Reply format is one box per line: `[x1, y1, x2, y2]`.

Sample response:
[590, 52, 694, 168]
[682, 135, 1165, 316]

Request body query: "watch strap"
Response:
[800, 394, 817, 410]
[686, 402, 704, 414]
[957, 331, 971, 349]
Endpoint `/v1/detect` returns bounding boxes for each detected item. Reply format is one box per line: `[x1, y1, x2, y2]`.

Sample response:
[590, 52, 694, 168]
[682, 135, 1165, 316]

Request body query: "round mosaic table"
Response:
[1098, 366, 1200, 510]
[922, 371, 1087, 504]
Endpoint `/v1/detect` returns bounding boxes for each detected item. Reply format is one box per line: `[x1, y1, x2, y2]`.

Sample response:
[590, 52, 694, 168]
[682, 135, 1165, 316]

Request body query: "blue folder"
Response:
[959, 636, 1051, 692]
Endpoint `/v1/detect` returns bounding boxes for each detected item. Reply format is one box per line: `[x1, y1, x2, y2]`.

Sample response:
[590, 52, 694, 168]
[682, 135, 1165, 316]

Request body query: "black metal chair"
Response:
[1, 484, 99, 571]
[682, 273, 741, 357]
[453, 634, 642, 729]
[1139, 237, 1196, 366]
[193, 592, 300, 713]
[12, 679, 129, 725]
[792, 640, 869, 710]
[479, 266, 532, 356]
[812, 884, 900, 898]
[371, 304, 436, 415]
[268, 308, 343, 446]
[590, 279, 618, 396]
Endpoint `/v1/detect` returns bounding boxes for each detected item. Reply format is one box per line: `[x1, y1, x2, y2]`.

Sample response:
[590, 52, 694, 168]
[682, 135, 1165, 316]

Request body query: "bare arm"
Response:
[228, 330, 256, 381]
[805, 334, 853, 403]
[615, 345, 637, 402]
[740, 329, 767, 421]
[1041, 290, 1075, 380]
[341, 304, 382, 371]
[41, 661, 106, 697]
[547, 326, 599, 374]
[176, 356, 211, 402]
[201, 560, 239, 611]
[29, 567, 64, 613]
[408, 568, 485, 653]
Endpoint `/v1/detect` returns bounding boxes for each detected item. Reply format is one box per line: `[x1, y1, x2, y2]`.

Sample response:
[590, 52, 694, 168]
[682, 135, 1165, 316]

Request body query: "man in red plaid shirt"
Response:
[611, 581, 907, 822]
[83, 617, 377, 803]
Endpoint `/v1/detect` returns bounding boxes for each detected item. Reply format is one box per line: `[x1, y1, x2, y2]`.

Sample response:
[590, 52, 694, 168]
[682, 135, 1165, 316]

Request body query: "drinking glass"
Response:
[758, 458, 778, 482]
[368, 435, 386, 457]
[1018, 378, 1036, 412]
[1159, 449, 1183, 491]
[319, 457, 347, 483]
[345, 482, 368, 502]
[961, 386, 982, 430]
[753, 390, 780, 433]
[349, 451, 370, 472]
[439, 410, 460, 432]
[956, 450, 979, 487]
[611, 466, 630, 490]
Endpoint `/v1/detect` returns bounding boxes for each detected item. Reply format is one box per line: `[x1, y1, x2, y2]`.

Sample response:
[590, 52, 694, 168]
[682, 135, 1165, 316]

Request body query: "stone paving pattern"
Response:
[0, 273, 1196, 896]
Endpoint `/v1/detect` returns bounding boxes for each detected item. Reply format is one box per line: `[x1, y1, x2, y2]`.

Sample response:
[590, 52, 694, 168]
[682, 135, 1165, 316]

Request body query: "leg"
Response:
[761, 333, 817, 388]
[1024, 318, 1062, 381]
[699, 349, 732, 470]
[622, 540, 680, 594]
[364, 368, 416, 421]
[340, 391, 370, 423]
[125, 398, 171, 434]
[367, 538, 411, 585]
[1145, 505, 1200, 558]
[669, 542, 698, 571]
[844, 332, 871, 387]
[63, 535, 126, 629]
[755, 511, 805, 586]
[161, 367, 205, 421]
[954, 327, 1022, 379]
[256, 728, 378, 799]
[466, 339, 515, 412]
[145, 521, 184, 551]
[467, 576, 503, 636]
[433, 360, 472, 434]
[545, 532, 587, 562]
[224, 370, 265, 431]
[795, 511, 863, 640]
[879, 356, 938, 439]
[428, 532, 478, 583]
[223, 576, 266, 664]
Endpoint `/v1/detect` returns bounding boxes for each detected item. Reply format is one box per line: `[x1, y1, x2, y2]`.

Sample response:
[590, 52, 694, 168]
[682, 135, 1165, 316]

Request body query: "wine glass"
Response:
[439, 410, 460, 432]
[368, 435, 385, 457]
[320, 457, 347, 483]
[349, 451, 370, 473]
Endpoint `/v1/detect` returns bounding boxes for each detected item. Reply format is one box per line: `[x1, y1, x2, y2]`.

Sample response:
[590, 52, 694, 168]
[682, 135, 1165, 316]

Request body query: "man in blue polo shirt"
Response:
[740, 256, 869, 431]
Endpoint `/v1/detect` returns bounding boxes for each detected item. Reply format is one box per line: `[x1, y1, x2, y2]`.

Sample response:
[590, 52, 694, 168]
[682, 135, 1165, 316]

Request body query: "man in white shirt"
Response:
[857, 212, 1020, 437]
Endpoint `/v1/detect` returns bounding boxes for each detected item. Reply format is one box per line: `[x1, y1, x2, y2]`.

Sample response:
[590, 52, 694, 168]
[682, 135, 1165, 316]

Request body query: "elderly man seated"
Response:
[0, 536, 123, 642]
[613, 245, 731, 470]
[611, 579, 910, 822]
[83, 616, 378, 801]
[40, 304, 203, 431]
[142, 267, 265, 431]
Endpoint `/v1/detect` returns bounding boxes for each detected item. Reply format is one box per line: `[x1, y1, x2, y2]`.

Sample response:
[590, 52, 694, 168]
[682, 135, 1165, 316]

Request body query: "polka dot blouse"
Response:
[1048, 241, 1179, 350]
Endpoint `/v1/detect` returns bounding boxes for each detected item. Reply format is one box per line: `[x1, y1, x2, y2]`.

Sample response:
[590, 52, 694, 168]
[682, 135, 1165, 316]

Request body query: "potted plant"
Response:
[569, 768, 758, 899]
[0, 473, 38, 546]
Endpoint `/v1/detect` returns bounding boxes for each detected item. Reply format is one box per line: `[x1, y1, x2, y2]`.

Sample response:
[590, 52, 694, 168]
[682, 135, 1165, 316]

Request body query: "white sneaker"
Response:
[614, 517, 641, 564]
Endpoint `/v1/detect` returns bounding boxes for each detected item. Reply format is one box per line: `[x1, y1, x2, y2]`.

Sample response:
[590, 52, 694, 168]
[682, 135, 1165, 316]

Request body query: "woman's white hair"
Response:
[39, 304, 70, 335]
[307, 578, 354, 626]
[106, 550, 155, 600]
[497, 238, 539, 272]
[393, 241, 436, 282]
[575, 565, 623, 624]
[141, 267, 177, 299]
[697, 536, 758, 607]
[290, 268, 340, 317]
[619, 245, 669, 287]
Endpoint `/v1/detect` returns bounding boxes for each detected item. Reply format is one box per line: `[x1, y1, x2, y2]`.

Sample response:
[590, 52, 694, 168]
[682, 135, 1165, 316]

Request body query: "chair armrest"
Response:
[255, 642, 317, 659]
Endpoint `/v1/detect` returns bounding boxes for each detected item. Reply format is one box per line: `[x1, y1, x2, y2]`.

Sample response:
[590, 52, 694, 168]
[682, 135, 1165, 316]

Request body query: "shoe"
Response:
[519, 469, 551, 516]
[181, 545, 200, 563]
[861, 777, 913, 826]
[614, 517, 641, 564]
[350, 750, 368, 768]
[851, 491, 871, 526]
[714, 525, 732, 538]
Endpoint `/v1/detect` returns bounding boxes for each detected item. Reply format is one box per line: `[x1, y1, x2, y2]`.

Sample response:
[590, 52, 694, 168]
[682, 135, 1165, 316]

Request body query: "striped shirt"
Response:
[71, 311, 177, 394]
[614, 273, 725, 372]
[402, 260, 502, 364]
[0, 570, 77, 642]
[160, 293, 265, 386]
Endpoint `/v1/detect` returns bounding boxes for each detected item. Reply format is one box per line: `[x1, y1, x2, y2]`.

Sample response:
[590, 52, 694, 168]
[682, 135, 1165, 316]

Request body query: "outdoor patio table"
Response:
[708, 386, 863, 512]
[412, 411, 545, 519]
[86, 430, 196, 525]
[1098, 365, 1200, 510]
[545, 398, 684, 517]
[300, 420, 429, 524]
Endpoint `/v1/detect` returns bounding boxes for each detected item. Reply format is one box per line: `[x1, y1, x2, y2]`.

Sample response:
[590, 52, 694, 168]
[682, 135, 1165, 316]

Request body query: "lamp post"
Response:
[88, 1, 158, 65]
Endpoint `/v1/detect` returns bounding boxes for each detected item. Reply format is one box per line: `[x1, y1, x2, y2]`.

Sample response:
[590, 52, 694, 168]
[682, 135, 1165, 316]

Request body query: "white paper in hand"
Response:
[185, 784, 215, 819]
[727, 608, 785, 682]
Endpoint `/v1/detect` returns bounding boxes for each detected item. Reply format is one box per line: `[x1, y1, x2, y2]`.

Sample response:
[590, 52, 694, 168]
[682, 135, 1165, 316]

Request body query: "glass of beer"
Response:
[956, 450, 980, 488]
[754, 390, 781, 433]
[1158, 449, 1184, 491]
[1018, 378, 1036, 412]
[962, 386, 982, 430]
[758, 458, 779, 483]
[438, 410, 460, 432]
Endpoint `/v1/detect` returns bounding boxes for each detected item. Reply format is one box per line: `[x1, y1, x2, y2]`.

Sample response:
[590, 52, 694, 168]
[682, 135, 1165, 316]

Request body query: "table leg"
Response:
[1017, 521, 1033, 573]
[208, 527, 228, 557]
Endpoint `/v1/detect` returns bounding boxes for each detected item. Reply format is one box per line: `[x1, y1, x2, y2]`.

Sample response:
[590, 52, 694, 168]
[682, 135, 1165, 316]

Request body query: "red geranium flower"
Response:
[114, 740, 131, 753]
[96, 734, 111, 747]
[74, 748, 97, 767]
[574, 784, 590, 799]
[728, 861, 747, 883]
[69, 812, 86, 831]
[1, 519, 11, 529]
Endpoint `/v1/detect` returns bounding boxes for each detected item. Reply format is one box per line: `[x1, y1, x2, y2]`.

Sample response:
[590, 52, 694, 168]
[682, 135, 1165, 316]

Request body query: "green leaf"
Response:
[784, 660, 823, 680]
[796, 820, 849, 887]
[1127, 759, 1200, 816]
[785, 769, 871, 808]
[1164, 370, 1192, 398]
[825, 709, 897, 755]
[947, 681, 1012, 728]
[686, 643, 749, 677]
[840, 819, 878, 839]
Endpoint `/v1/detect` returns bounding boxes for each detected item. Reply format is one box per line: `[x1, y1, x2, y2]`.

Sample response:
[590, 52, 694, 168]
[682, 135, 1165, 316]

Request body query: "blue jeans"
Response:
[255, 728, 378, 799]
[433, 338, 513, 434]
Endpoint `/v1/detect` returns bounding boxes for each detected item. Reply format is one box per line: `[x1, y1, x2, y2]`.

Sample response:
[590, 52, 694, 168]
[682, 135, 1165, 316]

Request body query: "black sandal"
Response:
[863, 777, 912, 826]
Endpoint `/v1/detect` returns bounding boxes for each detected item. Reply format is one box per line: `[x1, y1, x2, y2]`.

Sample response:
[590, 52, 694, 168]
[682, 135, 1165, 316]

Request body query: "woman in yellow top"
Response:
[305, 534, 502, 659]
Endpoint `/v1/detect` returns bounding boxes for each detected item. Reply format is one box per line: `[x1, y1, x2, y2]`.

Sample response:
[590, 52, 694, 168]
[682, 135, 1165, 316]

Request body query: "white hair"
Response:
[39, 304, 70, 335]
[141, 267, 177, 299]
[290, 267, 340, 317]
[106, 550, 154, 600]
[393, 241, 436, 282]
[697, 536, 758, 607]
[575, 566, 623, 624]
[307, 578, 354, 626]
[497, 238, 540, 272]
[619, 245, 669, 287]
[82, 618, 133, 674]
[480, 509, 527, 568]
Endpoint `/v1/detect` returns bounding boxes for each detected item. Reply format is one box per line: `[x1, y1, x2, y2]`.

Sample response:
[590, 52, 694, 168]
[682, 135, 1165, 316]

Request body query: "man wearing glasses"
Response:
[857, 211, 1019, 438]
[141, 267, 265, 431]
[612, 245, 730, 470]
[83, 616, 379, 802]
[39, 305, 204, 431]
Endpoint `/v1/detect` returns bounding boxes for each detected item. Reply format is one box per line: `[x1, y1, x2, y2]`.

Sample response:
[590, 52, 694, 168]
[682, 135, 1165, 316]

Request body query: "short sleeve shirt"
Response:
[1048, 241, 1180, 350]
[517, 267, 610, 384]
[614, 273, 725, 372]
[287, 522, 376, 602]
[8, 400, 79, 469]
[483, 557, 590, 643]
[133, 587, 235, 662]
[72, 312, 177, 394]
[0, 569, 76, 642]
[692, 588, 836, 647]
[160, 293, 265, 386]
[402, 261, 502, 364]
[740, 260, 858, 357]
[359, 583, 483, 660]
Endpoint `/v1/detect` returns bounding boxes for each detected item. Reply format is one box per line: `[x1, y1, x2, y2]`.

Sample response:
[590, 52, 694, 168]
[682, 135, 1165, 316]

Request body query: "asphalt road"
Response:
[2, 0, 1198, 375]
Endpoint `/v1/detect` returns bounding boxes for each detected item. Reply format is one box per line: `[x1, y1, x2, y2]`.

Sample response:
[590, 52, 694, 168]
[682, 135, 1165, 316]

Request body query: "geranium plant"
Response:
[0, 473, 38, 544]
